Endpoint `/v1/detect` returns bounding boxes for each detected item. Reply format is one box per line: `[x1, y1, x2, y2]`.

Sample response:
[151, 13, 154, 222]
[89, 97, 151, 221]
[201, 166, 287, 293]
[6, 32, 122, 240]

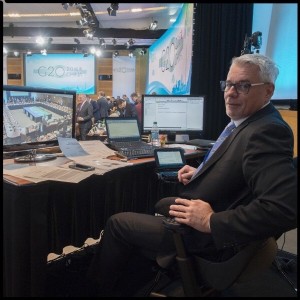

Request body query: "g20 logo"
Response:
[37, 65, 65, 77]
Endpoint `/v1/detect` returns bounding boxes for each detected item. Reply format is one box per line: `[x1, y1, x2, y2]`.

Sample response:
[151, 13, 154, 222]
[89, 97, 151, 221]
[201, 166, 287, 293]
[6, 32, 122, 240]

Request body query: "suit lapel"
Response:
[190, 125, 242, 181]
[190, 103, 275, 182]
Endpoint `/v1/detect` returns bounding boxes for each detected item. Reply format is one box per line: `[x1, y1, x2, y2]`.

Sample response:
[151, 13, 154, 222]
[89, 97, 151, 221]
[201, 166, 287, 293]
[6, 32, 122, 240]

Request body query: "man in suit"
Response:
[97, 91, 109, 121]
[116, 98, 137, 118]
[134, 94, 142, 129]
[87, 54, 297, 295]
[76, 93, 93, 140]
[91, 98, 100, 123]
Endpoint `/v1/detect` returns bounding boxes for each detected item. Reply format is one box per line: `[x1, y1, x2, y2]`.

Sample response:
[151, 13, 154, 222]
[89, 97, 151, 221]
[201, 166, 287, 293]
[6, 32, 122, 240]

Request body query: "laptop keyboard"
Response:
[111, 141, 158, 159]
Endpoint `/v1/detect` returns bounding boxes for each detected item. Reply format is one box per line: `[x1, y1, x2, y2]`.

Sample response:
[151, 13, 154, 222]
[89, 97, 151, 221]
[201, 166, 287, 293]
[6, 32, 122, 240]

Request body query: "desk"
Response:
[3, 150, 204, 297]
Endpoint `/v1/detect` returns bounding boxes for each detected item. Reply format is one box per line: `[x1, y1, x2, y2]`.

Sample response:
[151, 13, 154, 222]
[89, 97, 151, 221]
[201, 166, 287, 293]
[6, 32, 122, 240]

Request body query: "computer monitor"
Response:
[3, 85, 76, 158]
[142, 95, 206, 141]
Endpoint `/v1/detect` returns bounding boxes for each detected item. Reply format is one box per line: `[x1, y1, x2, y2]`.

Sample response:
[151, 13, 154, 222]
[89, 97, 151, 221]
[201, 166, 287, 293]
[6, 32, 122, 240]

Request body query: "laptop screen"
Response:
[105, 117, 141, 141]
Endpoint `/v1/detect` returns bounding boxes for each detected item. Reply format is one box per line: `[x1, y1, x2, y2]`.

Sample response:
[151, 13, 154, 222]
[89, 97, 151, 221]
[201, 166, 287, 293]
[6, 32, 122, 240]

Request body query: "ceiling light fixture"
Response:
[36, 36, 45, 45]
[99, 38, 106, 47]
[74, 38, 81, 45]
[83, 48, 89, 57]
[112, 38, 117, 46]
[83, 28, 94, 40]
[125, 38, 135, 49]
[107, 3, 119, 16]
[149, 20, 158, 30]
[139, 48, 147, 56]
[95, 49, 102, 57]
[26, 49, 32, 56]
[113, 50, 119, 58]
[76, 17, 89, 26]
[128, 51, 134, 58]
[62, 3, 72, 11]
[74, 4, 99, 29]
[41, 49, 47, 55]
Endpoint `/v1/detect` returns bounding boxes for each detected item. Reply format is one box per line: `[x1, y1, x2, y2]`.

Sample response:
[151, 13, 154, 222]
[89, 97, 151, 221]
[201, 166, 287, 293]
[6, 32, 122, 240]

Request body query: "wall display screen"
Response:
[3, 84, 76, 153]
[145, 3, 194, 95]
[24, 53, 96, 94]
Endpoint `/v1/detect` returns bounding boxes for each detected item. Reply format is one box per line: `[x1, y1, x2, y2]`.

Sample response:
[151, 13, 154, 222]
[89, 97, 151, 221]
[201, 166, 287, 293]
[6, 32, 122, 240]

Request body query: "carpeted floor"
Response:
[46, 248, 297, 297]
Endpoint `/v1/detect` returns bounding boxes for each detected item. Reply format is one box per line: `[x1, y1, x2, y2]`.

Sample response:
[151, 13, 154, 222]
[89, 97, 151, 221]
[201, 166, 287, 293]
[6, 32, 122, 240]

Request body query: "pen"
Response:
[115, 152, 127, 159]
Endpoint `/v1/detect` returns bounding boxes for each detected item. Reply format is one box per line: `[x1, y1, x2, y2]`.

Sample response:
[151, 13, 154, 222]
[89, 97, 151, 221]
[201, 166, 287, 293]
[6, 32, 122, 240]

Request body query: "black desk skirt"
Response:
[3, 157, 193, 297]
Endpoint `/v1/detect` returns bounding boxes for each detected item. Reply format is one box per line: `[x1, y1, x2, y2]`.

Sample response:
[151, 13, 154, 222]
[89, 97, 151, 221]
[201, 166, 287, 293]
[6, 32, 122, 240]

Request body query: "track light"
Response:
[36, 36, 45, 45]
[47, 38, 53, 45]
[62, 3, 74, 10]
[112, 38, 117, 46]
[95, 49, 102, 57]
[99, 38, 106, 47]
[3, 46, 8, 54]
[125, 38, 135, 49]
[107, 3, 119, 16]
[113, 50, 119, 58]
[149, 20, 158, 30]
[83, 48, 89, 57]
[72, 47, 77, 54]
[26, 49, 32, 56]
[74, 38, 80, 45]
[76, 17, 88, 26]
[74, 4, 99, 29]
[41, 49, 47, 55]
[83, 28, 94, 39]
[128, 51, 134, 58]
[139, 48, 147, 56]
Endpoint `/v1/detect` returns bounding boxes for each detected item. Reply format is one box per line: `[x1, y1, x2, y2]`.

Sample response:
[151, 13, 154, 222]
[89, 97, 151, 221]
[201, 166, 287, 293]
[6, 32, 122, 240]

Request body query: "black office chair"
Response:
[149, 198, 278, 297]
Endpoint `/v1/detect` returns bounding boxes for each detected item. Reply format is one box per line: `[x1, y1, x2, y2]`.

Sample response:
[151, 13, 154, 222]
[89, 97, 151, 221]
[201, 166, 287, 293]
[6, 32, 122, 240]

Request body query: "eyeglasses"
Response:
[220, 81, 268, 94]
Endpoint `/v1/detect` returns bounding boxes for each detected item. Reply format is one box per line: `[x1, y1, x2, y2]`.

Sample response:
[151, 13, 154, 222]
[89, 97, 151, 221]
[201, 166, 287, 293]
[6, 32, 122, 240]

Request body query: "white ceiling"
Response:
[3, 3, 184, 49]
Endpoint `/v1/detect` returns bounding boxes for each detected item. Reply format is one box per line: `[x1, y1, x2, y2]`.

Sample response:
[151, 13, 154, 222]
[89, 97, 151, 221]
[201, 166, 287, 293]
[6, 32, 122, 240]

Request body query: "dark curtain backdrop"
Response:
[191, 3, 253, 140]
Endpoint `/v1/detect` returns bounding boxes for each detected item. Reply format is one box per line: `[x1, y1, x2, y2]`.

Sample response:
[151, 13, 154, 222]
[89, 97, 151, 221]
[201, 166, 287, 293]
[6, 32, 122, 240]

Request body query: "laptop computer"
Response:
[154, 148, 186, 181]
[105, 117, 157, 159]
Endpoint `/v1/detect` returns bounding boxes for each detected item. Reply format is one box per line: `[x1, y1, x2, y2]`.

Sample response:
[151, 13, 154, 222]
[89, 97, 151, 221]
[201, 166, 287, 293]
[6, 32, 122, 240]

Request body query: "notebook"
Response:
[105, 117, 157, 159]
[154, 148, 186, 181]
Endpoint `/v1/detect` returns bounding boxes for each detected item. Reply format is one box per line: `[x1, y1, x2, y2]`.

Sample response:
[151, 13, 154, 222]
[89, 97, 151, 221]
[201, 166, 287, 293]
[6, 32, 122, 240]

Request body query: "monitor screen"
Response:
[142, 95, 206, 140]
[3, 85, 76, 153]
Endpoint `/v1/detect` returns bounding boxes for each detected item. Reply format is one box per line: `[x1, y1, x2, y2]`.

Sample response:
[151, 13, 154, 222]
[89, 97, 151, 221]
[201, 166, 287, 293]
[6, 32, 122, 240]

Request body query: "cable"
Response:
[279, 232, 286, 251]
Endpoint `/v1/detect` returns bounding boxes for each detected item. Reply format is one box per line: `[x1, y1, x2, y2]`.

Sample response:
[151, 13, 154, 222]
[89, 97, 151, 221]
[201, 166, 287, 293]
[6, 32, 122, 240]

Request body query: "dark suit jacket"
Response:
[122, 102, 138, 118]
[97, 97, 109, 119]
[77, 100, 93, 130]
[172, 103, 296, 254]
[77, 101, 93, 119]
[91, 100, 100, 122]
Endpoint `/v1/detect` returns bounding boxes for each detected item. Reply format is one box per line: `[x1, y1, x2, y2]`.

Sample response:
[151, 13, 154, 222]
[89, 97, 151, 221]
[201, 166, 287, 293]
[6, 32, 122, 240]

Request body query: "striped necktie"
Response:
[191, 122, 236, 179]
[204, 122, 236, 163]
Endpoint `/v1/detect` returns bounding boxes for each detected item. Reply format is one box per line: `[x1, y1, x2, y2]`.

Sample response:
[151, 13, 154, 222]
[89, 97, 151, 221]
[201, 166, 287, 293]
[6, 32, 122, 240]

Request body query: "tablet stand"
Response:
[14, 149, 57, 163]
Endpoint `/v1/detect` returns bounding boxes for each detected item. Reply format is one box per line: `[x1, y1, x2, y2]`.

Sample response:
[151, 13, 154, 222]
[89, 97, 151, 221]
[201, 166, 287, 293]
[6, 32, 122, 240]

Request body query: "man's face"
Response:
[224, 64, 274, 120]
[77, 94, 85, 104]
[118, 101, 126, 109]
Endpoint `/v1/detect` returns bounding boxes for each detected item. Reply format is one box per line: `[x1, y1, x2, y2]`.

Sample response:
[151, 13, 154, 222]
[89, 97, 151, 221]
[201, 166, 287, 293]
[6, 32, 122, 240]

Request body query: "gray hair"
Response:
[231, 54, 279, 84]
